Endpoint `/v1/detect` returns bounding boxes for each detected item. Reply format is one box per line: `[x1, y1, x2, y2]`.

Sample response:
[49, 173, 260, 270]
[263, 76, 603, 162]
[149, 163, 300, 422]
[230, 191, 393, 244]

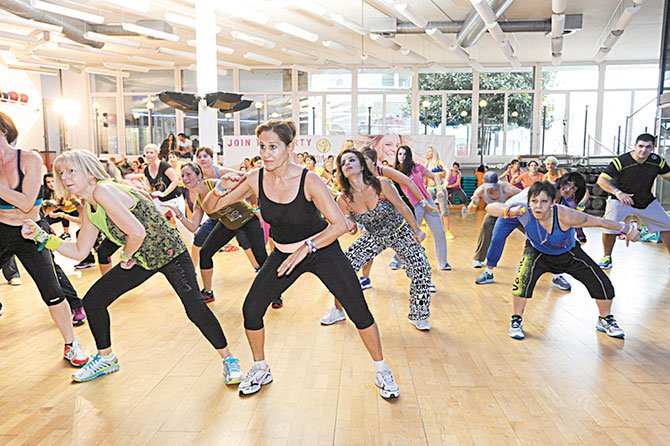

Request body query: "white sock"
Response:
[254, 359, 267, 368]
[102, 352, 116, 361]
[373, 359, 387, 373]
[486, 267, 494, 274]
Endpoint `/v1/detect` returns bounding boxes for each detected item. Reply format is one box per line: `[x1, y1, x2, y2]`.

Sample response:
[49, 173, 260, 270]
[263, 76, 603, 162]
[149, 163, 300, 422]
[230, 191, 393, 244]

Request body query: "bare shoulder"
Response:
[21, 149, 43, 168]
[379, 177, 393, 188]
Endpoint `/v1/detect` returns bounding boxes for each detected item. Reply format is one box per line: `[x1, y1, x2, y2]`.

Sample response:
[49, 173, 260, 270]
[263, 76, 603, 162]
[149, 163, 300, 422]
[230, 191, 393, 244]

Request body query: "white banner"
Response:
[221, 134, 456, 168]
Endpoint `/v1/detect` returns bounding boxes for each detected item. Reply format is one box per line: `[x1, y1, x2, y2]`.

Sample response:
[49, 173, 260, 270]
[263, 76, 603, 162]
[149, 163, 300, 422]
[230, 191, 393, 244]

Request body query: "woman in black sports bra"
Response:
[0, 111, 88, 367]
[203, 119, 400, 400]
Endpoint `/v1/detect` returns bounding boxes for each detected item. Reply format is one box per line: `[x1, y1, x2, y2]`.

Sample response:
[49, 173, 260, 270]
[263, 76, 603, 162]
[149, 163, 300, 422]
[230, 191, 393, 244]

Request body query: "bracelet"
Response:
[617, 221, 633, 236]
[576, 203, 586, 211]
[175, 211, 184, 220]
[44, 235, 62, 251]
[304, 239, 318, 254]
[36, 238, 48, 252]
[212, 182, 229, 198]
[32, 228, 47, 243]
[251, 206, 260, 213]
[119, 250, 132, 263]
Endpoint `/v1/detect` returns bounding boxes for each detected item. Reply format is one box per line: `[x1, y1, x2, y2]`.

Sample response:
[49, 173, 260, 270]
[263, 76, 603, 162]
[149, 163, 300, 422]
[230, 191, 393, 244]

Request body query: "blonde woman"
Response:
[424, 146, 453, 239]
[22, 150, 243, 384]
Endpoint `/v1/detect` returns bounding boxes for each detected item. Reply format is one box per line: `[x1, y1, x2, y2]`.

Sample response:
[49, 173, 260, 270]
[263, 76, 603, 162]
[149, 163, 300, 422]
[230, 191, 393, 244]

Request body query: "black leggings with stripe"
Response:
[512, 241, 615, 299]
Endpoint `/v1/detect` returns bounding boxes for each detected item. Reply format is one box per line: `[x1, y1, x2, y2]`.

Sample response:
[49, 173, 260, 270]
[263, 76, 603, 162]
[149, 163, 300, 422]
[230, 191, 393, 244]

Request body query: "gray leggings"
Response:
[413, 198, 449, 270]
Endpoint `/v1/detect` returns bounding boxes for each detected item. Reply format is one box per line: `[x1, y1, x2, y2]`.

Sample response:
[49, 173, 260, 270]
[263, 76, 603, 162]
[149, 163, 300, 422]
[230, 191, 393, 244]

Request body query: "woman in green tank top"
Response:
[21, 150, 244, 385]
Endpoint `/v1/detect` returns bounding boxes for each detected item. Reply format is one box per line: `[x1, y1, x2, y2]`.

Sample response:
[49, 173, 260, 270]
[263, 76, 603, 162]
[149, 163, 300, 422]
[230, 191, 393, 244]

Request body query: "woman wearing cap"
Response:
[467, 172, 521, 268]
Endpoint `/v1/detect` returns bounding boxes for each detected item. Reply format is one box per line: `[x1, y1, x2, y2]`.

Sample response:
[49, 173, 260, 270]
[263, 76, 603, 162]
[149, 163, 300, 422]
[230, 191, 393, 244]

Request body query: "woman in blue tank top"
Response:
[202, 119, 400, 400]
[486, 181, 640, 341]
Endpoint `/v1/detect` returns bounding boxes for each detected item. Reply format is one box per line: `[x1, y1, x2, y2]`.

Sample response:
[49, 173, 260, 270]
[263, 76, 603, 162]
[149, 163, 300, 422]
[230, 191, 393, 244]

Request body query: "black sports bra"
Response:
[258, 168, 328, 244]
[0, 150, 42, 209]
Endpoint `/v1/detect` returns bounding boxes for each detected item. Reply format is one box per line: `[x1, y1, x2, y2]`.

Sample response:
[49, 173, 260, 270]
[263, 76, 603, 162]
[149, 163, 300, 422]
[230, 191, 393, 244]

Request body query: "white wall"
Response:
[0, 67, 45, 151]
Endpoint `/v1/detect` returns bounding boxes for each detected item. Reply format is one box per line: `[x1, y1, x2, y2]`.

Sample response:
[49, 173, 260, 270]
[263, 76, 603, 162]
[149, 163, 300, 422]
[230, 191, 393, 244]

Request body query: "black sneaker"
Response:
[74, 260, 95, 269]
[271, 297, 283, 309]
[0, 301, 3, 316]
[201, 289, 215, 303]
[59, 233, 71, 240]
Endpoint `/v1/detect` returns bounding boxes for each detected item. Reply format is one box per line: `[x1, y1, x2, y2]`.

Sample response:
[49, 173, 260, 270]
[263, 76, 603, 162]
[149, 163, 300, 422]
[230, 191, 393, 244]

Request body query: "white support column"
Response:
[532, 64, 543, 155]
[195, 0, 218, 153]
[594, 63, 606, 155]
[411, 72, 419, 135]
[351, 67, 358, 135]
[471, 70, 480, 156]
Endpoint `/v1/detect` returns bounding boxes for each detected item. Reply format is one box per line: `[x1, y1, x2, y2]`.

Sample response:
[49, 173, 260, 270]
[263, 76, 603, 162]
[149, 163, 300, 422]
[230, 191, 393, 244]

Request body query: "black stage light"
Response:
[157, 91, 200, 112]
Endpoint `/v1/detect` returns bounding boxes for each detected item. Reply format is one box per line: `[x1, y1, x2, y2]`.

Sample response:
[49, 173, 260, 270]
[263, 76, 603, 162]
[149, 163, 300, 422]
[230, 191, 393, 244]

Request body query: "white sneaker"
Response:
[320, 307, 346, 325]
[472, 260, 483, 268]
[375, 368, 400, 399]
[509, 316, 524, 340]
[428, 282, 437, 293]
[238, 362, 273, 396]
[63, 338, 90, 367]
[223, 356, 243, 385]
[72, 353, 119, 382]
[409, 319, 431, 331]
[596, 315, 625, 338]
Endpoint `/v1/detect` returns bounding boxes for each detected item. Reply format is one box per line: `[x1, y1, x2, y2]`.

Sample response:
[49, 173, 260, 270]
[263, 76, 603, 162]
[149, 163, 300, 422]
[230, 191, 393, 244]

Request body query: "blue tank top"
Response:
[519, 204, 575, 255]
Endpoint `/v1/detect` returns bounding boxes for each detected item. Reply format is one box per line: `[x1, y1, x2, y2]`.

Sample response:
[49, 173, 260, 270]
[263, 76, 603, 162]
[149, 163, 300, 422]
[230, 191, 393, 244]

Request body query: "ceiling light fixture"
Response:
[103, 62, 149, 72]
[186, 40, 234, 55]
[7, 64, 58, 76]
[231, 31, 275, 49]
[156, 47, 195, 59]
[330, 13, 368, 35]
[400, 48, 427, 62]
[0, 31, 38, 43]
[394, 3, 428, 28]
[83, 31, 141, 48]
[219, 6, 270, 25]
[57, 42, 113, 55]
[122, 23, 180, 42]
[469, 0, 497, 26]
[243, 52, 282, 66]
[128, 55, 175, 66]
[30, 0, 105, 24]
[274, 22, 319, 42]
[282, 47, 319, 61]
[361, 53, 387, 66]
[369, 33, 401, 50]
[322, 40, 358, 56]
[30, 52, 86, 65]
[425, 28, 453, 49]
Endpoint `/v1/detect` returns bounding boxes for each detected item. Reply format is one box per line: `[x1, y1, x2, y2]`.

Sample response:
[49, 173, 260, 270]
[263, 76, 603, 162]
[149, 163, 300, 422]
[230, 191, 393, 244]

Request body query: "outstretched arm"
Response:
[557, 204, 639, 244]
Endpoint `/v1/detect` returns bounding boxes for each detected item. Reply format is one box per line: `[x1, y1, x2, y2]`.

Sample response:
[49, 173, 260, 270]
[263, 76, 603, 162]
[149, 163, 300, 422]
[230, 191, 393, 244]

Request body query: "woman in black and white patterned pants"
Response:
[320, 149, 434, 331]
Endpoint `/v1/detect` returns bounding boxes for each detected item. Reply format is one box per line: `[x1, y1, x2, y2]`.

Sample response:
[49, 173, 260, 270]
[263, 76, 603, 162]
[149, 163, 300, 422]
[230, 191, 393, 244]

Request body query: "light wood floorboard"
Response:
[0, 211, 668, 445]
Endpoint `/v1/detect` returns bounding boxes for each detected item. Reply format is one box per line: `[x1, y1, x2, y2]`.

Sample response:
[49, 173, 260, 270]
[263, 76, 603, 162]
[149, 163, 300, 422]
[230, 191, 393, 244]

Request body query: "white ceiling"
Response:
[0, 0, 663, 74]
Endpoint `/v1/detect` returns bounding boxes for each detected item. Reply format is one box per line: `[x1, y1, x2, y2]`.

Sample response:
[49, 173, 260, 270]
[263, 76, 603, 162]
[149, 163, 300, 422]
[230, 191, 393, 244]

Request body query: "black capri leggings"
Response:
[82, 251, 228, 350]
[199, 217, 267, 270]
[0, 220, 65, 306]
[243, 241, 375, 331]
[96, 238, 120, 265]
[512, 241, 615, 300]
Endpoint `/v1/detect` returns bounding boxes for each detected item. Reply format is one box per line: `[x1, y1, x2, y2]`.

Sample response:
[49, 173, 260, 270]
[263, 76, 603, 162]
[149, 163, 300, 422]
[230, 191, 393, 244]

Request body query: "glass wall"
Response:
[92, 97, 119, 155]
[299, 96, 323, 135]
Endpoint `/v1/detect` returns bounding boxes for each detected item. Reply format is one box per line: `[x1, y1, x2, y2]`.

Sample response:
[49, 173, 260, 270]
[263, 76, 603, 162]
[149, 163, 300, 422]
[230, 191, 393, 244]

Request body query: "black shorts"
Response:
[512, 241, 615, 300]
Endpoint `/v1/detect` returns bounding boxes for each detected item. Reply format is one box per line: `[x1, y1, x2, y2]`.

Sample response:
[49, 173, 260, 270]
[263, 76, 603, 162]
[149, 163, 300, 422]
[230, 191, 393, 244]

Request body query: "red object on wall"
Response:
[7, 91, 18, 101]
[0, 90, 29, 104]
[19, 93, 28, 103]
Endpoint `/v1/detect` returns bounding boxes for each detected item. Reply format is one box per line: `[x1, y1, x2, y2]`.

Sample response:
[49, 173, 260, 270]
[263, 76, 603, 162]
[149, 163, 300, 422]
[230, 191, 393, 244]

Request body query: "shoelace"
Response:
[225, 357, 241, 374]
[80, 355, 108, 374]
[380, 369, 395, 387]
[604, 316, 619, 328]
[511, 318, 522, 328]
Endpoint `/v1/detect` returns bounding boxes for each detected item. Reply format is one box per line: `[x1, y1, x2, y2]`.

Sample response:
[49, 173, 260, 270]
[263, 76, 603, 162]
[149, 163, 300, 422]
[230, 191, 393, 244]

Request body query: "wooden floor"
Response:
[1, 211, 669, 445]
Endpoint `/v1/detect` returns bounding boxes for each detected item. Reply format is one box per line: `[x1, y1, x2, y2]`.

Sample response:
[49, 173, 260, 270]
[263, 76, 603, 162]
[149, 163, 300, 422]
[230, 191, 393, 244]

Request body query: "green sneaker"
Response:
[598, 256, 612, 269]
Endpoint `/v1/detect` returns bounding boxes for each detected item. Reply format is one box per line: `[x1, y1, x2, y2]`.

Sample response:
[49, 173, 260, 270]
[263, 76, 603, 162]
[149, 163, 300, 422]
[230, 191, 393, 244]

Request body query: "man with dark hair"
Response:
[486, 181, 640, 340]
[596, 133, 670, 269]
[176, 133, 193, 160]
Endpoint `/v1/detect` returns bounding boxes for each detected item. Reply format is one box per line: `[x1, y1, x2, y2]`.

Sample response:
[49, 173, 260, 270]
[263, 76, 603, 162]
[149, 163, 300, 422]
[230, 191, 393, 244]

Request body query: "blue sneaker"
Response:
[359, 276, 372, 290]
[72, 353, 119, 382]
[223, 356, 243, 385]
[475, 271, 494, 285]
[598, 256, 612, 269]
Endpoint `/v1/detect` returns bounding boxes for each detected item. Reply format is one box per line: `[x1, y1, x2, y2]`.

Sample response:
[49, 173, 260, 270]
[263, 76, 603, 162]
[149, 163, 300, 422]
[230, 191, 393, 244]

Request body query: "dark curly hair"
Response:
[336, 149, 381, 202]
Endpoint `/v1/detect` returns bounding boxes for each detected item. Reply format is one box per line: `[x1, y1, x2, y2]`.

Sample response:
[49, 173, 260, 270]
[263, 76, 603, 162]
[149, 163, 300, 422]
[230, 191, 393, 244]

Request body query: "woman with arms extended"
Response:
[319, 149, 433, 331]
[486, 181, 639, 340]
[203, 119, 400, 399]
[22, 150, 243, 384]
[0, 111, 88, 365]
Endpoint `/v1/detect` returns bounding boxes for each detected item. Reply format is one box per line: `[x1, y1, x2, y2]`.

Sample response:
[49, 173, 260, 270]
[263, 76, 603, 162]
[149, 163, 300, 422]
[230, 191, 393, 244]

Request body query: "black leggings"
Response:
[82, 251, 228, 350]
[0, 220, 65, 306]
[243, 241, 375, 331]
[200, 217, 267, 270]
[96, 238, 120, 265]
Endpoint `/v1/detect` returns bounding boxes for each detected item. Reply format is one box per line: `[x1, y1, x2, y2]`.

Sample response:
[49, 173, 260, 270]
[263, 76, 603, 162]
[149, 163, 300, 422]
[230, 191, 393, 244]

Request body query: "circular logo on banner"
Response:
[316, 138, 331, 153]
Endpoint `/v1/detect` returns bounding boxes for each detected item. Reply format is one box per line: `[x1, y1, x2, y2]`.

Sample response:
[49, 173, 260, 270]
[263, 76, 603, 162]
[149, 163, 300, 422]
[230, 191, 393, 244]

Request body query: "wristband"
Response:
[212, 182, 229, 198]
[251, 206, 260, 213]
[576, 203, 586, 212]
[419, 199, 428, 207]
[175, 211, 184, 220]
[120, 250, 132, 263]
[304, 239, 318, 254]
[36, 238, 48, 252]
[617, 221, 633, 236]
[44, 235, 62, 251]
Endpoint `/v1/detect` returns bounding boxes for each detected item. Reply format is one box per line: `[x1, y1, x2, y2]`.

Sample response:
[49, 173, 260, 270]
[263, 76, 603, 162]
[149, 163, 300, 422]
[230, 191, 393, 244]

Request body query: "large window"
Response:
[299, 96, 324, 135]
[445, 94, 472, 156]
[358, 69, 411, 90]
[240, 69, 291, 92]
[418, 71, 473, 90]
[478, 93, 504, 156]
[419, 95, 442, 136]
[123, 96, 176, 156]
[123, 70, 174, 93]
[309, 69, 352, 91]
[92, 97, 119, 155]
[358, 94, 383, 135]
[326, 95, 351, 134]
[90, 74, 117, 93]
[182, 70, 233, 92]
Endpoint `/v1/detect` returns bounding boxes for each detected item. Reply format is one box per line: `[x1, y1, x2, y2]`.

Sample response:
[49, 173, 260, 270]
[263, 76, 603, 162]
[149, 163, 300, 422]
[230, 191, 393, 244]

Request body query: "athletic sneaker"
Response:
[598, 256, 612, 270]
[74, 260, 95, 270]
[72, 353, 119, 382]
[440, 262, 452, 271]
[320, 307, 346, 325]
[375, 368, 400, 399]
[551, 275, 571, 291]
[596, 315, 625, 338]
[389, 258, 401, 270]
[428, 282, 437, 293]
[201, 289, 215, 303]
[223, 355, 243, 385]
[8, 277, 21, 286]
[72, 307, 87, 326]
[58, 232, 71, 240]
[409, 319, 431, 331]
[472, 260, 483, 268]
[475, 271, 494, 285]
[509, 315, 525, 339]
[238, 362, 273, 396]
[271, 297, 283, 309]
[359, 276, 372, 290]
[445, 230, 455, 240]
[63, 339, 90, 367]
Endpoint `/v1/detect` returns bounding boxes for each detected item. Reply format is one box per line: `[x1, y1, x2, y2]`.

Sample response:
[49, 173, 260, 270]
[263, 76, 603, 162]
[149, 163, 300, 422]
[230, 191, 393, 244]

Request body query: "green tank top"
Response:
[197, 179, 256, 230]
[86, 181, 186, 270]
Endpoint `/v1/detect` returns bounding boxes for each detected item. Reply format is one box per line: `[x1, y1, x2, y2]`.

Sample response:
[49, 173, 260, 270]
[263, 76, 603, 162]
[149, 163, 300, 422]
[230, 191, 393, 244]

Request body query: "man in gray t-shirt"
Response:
[176, 133, 193, 160]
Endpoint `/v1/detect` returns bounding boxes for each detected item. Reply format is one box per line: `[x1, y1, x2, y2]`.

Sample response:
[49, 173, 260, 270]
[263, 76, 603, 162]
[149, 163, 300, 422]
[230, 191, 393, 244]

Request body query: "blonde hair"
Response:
[144, 143, 159, 154]
[544, 156, 559, 167]
[425, 145, 441, 169]
[52, 150, 110, 199]
[341, 139, 355, 151]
